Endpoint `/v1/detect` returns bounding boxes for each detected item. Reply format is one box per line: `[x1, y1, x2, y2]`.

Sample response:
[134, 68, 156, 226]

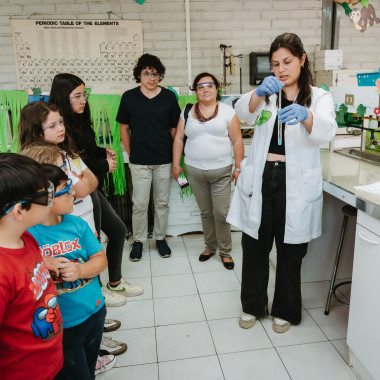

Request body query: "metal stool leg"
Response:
[324, 214, 349, 315]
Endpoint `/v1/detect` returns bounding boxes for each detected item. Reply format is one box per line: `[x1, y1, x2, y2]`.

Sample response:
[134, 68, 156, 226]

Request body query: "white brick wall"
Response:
[0, 0, 379, 94]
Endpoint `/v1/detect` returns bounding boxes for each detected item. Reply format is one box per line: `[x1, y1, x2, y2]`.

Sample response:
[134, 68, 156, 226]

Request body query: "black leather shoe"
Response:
[199, 251, 215, 262]
[222, 257, 234, 270]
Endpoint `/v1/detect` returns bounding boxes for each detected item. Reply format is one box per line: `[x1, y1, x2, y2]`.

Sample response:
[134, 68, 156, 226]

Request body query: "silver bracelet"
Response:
[173, 165, 180, 168]
[234, 168, 241, 172]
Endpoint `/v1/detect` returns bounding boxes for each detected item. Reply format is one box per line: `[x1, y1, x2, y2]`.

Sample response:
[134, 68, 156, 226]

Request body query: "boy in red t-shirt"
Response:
[0, 153, 64, 380]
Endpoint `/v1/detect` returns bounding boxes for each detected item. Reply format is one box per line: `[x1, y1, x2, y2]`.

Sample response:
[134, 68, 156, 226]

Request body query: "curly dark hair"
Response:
[190, 72, 221, 102]
[133, 53, 166, 83]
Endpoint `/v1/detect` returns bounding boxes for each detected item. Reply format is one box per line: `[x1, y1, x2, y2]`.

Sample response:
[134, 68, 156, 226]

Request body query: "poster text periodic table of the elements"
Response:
[11, 19, 143, 94]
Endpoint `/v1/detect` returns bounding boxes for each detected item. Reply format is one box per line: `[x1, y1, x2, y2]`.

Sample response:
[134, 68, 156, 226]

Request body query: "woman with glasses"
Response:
[19, 102, 98, 234]
[49, 73, 143, 308]
[172, 72, 244, 270]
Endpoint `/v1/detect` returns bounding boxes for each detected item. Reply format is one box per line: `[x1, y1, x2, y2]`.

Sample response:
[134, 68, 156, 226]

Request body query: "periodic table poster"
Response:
[11, 19, 143, 94]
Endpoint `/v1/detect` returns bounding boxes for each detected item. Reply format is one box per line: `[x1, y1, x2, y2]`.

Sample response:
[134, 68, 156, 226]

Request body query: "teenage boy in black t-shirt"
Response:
[117, 53, 181, 261]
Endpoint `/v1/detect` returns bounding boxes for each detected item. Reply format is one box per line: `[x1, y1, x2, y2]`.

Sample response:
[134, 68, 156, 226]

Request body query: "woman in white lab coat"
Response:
[227, 33, 337, 333]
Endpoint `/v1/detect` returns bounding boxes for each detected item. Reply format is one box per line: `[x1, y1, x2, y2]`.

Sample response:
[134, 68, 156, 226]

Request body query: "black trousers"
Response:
[241, 161, 308, 325]
[91, 189, 128, 283]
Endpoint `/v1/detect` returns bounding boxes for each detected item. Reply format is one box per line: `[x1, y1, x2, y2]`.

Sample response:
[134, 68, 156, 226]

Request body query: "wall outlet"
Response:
[345, 94, 354, 106]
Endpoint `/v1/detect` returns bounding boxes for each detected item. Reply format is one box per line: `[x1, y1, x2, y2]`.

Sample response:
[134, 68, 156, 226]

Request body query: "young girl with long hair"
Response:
[49, 73, 143, 305]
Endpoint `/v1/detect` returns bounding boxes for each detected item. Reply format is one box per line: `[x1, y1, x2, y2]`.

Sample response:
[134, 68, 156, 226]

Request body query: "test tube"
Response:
[278, 90, 282, 146]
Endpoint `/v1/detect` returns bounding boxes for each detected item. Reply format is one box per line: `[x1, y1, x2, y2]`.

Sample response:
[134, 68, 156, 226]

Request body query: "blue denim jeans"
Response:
[61, 305, 106, 380]
[241, 161, 308, 325]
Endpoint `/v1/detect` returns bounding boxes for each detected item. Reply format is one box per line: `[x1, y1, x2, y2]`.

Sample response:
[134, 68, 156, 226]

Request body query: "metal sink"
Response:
[335, 148, 380, 166]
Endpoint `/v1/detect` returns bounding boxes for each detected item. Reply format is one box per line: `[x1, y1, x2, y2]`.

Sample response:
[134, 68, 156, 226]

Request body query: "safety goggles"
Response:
[70, 91, 90, 103]
[0, 180, 55, 217]
[54, 179, 73, 198]
[196, 82, 216, 90]
[59, 160, 68, 173]
[42, 118, 64, 131]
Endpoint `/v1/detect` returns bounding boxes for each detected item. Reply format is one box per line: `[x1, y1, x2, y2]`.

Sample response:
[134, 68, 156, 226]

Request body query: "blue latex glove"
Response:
[255, 76, 284, 97]
[277, 104, 308, 125]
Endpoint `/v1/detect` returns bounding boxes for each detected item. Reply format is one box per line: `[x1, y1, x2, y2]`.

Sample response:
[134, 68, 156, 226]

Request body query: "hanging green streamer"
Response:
[88, 94, 126, 195]
[0, 90, 28, 153]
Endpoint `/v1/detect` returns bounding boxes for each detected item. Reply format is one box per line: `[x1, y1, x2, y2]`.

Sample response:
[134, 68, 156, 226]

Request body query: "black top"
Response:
[76, 122, 108, 190]
[116, 86, 181, 165]
[268, 96, 294, 155]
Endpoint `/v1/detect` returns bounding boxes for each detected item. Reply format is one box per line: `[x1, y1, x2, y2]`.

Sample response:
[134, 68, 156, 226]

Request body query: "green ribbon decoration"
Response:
[0, 91, 202, 198]
[0, 90, 28, 153]
[88, 94, 126, 196]
[135, 0, 145, 4]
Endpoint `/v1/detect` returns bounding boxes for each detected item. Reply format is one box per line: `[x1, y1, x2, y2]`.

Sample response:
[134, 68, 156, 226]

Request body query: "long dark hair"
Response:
[266, 33, 312, 107]
[19, 101, 78, 158]
[49, 73, 91, 150]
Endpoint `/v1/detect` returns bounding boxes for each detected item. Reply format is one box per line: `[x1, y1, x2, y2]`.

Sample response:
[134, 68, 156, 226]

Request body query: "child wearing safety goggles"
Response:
[28, 164, 109, 380]
[0, 153, 64, 380]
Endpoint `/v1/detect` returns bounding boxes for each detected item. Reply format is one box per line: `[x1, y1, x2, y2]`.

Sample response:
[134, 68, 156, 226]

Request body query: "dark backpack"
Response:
[182, 103, 193, 155]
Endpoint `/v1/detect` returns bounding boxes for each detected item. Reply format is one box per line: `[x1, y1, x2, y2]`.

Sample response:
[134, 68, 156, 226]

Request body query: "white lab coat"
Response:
[227, 86, 337, 244]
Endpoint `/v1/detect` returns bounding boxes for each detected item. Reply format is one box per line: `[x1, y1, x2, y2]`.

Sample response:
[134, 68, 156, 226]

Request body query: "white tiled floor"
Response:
[98, 232, 358, 380]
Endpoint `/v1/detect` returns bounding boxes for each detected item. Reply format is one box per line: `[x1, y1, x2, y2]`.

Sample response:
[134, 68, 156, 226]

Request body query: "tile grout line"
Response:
[185, 235, 227, 380]
[147, 240, 160, 378]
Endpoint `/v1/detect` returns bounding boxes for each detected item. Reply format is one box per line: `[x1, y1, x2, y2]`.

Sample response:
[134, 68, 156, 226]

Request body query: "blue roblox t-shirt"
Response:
[28, 215, 104, 328]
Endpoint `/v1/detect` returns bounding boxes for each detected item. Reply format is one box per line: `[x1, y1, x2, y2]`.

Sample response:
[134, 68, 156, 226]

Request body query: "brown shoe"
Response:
[103, 319, 121, 332]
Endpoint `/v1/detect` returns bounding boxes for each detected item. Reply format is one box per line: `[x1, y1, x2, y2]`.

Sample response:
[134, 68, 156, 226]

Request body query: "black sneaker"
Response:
[156, 239, 171, 258]
[129, 241, 143, 262]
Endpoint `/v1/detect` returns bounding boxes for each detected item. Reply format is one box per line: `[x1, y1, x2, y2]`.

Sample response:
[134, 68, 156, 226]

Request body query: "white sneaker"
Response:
[102, 285, 127, 307]
[272, 317, 291, 333]
[100, 336, 128, 356]
[95, 353, 116, 376]
[106, 277, 144, 297]
[239, 312, 256, 329]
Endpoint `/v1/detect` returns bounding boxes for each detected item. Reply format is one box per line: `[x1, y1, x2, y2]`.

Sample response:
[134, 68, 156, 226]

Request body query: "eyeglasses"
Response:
[42, 118, 64, 131]
[70, 91, 89, 103]
[55, 179, 73, 198]
[0, 181, 55, 217]
[141, 71, 160, 79]
[196, 82, 216, 90]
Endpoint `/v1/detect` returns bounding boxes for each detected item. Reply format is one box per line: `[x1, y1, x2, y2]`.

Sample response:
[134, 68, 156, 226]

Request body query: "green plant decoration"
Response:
[356, 104, 367, 117]
[361, 0, 369, 8]
[0, 90, 28, 153]
[339, 103, 348, 114]
[32, 87, 42, 97]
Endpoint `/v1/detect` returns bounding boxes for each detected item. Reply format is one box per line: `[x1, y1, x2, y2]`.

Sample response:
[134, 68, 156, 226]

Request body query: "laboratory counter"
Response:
[320, 149, 380, 221]
[313, 150, 380, 380]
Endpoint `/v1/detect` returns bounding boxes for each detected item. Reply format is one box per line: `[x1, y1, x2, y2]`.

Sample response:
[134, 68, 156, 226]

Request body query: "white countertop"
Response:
[321, 149, 380, 219]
